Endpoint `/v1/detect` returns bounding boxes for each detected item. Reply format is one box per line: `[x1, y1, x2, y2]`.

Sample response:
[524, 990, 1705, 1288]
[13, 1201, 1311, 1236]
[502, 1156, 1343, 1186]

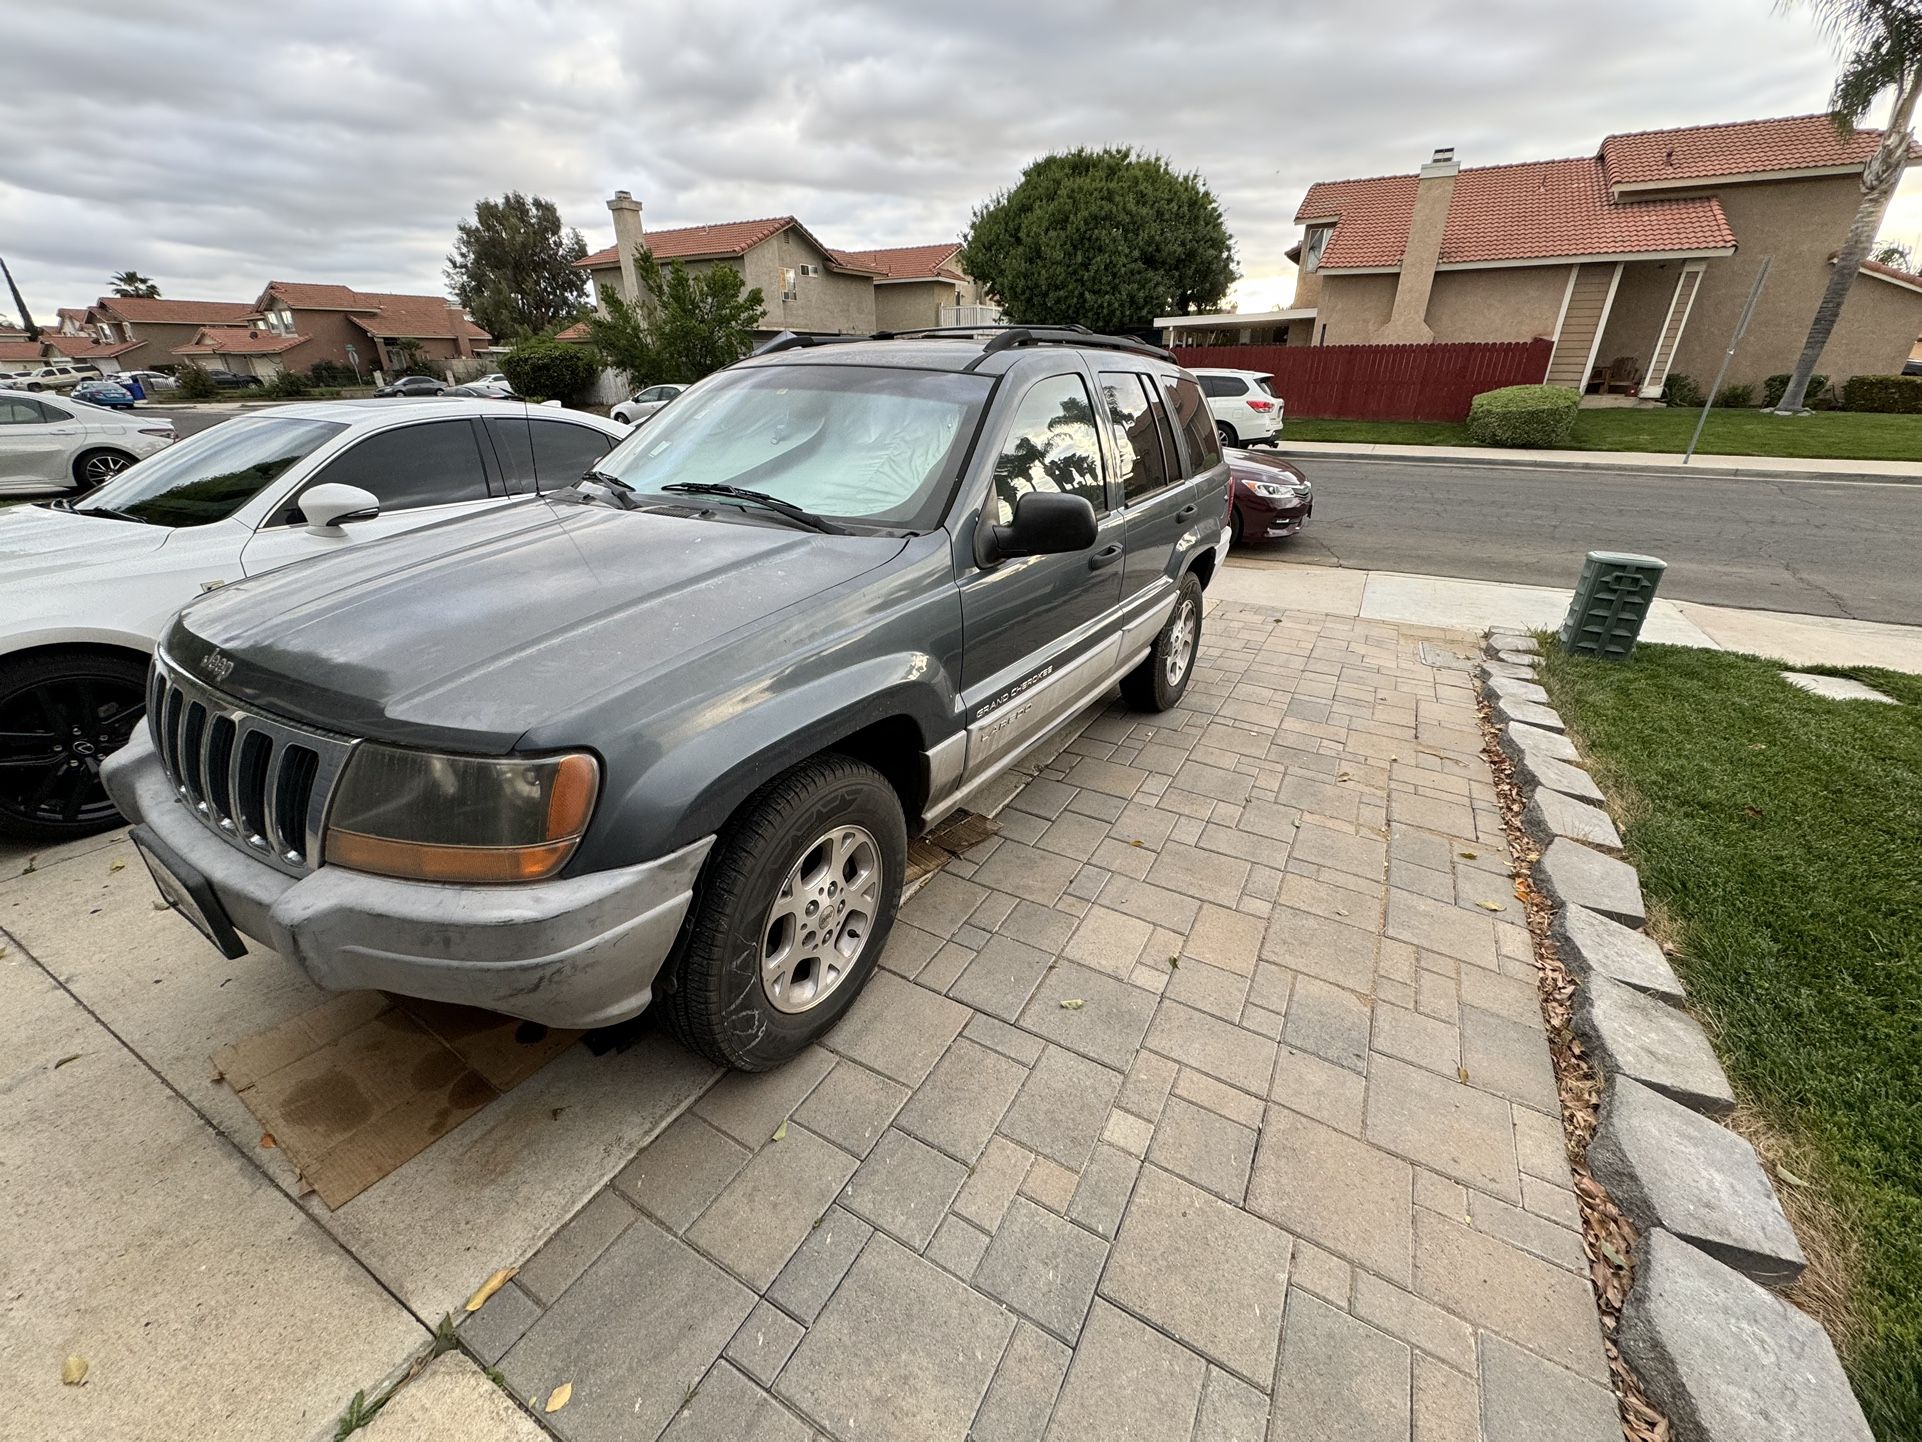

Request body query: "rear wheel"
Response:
[73, 448, 135, 490]
[1122, 572, 1203, 712]
[1215, 420, 1235, 449]
[0, 651, 148, 841]
[664, 754, 906, 1070]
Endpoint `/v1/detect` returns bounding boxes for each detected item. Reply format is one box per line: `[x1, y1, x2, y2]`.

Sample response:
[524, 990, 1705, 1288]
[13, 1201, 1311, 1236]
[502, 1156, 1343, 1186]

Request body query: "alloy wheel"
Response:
[81, 451, 131, 486]
[760, 825, 883, 1014]
[0, 674, 145, 830]
[1166, 597, 1198, 687]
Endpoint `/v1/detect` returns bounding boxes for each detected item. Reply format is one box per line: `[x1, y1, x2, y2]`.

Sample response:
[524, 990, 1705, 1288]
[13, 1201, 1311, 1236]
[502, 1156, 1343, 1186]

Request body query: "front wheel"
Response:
[1122, 573, 1203, 712]
[664, 754, 906, 1070]
[0, 650, 149, 841]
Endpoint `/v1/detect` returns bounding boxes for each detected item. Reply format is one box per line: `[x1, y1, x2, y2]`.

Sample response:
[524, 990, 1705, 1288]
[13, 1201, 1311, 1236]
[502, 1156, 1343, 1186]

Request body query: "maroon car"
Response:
[1226, 448, 1314, 544]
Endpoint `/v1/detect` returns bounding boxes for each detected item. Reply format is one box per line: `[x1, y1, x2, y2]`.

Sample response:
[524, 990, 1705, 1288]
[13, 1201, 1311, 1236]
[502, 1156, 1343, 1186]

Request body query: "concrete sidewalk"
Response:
[1215, 558, 1922, 672]
[1283, 438, 1922, 484]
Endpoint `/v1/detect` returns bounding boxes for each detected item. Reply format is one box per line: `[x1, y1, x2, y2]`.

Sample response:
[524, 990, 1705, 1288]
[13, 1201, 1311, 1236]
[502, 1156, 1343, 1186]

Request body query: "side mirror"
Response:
[300, 483, 381, 534]
[985, 491, 1098, 563]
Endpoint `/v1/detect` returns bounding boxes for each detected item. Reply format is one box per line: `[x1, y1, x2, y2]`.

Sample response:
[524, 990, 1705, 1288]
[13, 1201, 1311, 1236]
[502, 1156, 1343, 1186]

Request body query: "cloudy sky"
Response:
[4, 0, 1920, 321]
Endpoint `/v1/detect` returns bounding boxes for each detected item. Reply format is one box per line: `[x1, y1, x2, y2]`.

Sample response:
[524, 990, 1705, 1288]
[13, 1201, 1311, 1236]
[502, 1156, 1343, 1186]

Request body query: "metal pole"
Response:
[1684, 257, 1769, 465]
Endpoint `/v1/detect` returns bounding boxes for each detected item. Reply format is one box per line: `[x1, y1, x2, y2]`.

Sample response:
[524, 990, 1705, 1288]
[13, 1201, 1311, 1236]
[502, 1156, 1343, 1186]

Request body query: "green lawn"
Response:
[1537, 645, 1922, 1438]
[1286, 408, 1922, 461]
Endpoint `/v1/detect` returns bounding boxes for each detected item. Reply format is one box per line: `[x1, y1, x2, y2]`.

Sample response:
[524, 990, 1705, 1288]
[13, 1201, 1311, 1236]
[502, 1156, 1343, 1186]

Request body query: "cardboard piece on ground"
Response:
[212, 993, 579, 1210]
[906, 808, 1001, 884]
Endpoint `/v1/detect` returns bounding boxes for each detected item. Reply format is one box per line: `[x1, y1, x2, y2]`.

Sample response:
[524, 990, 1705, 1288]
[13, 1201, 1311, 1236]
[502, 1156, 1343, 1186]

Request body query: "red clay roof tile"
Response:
[173, 326, 309, 356]
[832, 243, 964, 280]
[1601, 114, 1917, 188]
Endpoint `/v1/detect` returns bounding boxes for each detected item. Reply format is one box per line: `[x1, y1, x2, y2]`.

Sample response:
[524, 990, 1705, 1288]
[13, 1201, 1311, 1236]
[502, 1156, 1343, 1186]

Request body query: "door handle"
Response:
[1088, 543, 1124, 570]
[1175, 503, 1198, 521]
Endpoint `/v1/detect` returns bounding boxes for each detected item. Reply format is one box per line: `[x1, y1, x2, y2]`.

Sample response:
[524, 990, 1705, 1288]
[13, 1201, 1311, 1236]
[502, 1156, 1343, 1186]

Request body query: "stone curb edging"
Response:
[1478, 629, 1873, 1442]
[1285, 443, 1922, 488]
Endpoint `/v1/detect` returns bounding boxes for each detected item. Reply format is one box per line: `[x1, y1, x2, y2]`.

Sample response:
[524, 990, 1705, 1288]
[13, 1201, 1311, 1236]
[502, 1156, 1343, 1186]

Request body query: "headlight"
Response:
[1248, 479, 1307, 499]
[323, 746, 600, 883]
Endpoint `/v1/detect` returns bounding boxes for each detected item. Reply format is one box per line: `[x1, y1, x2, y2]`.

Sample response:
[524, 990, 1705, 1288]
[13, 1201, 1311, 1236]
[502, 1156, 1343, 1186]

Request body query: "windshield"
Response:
[74, 416, 346, 528]
[594, 363, 992, 531]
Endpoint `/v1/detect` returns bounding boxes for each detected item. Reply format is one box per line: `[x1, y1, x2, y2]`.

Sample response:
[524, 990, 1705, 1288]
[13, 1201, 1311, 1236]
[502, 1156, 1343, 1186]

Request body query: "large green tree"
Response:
[960, 148, 1236, 331]
[445, 192, 589, 341]
[109, 270, 160, 298]
[1772, 0, 1922, 413]
[584, 247, 765, 385]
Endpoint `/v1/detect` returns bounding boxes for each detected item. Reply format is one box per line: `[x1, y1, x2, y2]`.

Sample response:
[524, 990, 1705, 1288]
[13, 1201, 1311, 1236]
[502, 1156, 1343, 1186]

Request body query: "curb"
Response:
[1285, 444, 1922, 486]
[1477, 631, 1873, 1442]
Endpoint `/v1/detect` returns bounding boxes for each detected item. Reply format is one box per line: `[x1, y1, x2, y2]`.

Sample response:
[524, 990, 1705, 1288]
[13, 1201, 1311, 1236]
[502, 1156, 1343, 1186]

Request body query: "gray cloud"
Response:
[3, 0, 1916, 318]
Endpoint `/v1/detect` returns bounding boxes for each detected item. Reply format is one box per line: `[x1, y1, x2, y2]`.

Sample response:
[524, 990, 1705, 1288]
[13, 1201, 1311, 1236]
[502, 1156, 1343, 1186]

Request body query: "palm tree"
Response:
[109, 270, 160, 299]
[1772, 0, 1922, 413]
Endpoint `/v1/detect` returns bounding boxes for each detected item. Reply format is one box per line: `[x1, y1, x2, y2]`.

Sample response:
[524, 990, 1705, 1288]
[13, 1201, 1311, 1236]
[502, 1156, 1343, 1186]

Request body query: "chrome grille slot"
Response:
[146, 653, 358, 877]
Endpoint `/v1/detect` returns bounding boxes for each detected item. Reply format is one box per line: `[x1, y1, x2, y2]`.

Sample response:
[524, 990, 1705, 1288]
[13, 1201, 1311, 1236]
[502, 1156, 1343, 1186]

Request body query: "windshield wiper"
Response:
[575, 468, 644, 509]
[76, 504, 152, 525]
[659, 483, 847, 535]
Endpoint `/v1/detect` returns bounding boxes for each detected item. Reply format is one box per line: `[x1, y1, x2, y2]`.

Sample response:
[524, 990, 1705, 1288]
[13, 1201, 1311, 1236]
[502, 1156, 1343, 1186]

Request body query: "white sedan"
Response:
[610, 382, 685, 426]
[0, 387, 176, 492]
[0, 397, 627, 840]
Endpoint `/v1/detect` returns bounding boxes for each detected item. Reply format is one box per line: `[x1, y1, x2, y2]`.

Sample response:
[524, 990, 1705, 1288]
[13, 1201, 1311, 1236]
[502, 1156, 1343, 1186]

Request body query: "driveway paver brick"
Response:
[479, 606, 1618, 1442]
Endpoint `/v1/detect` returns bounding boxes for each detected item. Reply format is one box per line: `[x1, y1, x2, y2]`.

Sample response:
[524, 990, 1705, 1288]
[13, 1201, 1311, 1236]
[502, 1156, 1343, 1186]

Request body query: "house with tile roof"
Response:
[831, 243, 995, 331]
[234, 282, 491, 378]
[1270, 115, 1922, 399]
[574, 191, 890, 340]
[72, 295, 259, 372]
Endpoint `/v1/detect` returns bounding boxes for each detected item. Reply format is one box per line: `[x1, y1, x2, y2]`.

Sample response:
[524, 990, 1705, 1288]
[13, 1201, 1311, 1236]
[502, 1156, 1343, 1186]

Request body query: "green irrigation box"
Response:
[1559, 551, 1667, 660]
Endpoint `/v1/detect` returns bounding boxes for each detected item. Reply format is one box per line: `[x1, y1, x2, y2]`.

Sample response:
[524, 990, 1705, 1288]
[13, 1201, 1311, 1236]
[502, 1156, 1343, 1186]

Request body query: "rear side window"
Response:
[989, 373, 1106, 525]
[1160, 374, 1222, 475]
[486, 417, 615, 494]
[0, 397, 44, 424]
[307, 419, 490, 511]
[1198, 374, 1248, 398]
[1255, 376, 1277, 397]
[1099, 371, 1177, 503]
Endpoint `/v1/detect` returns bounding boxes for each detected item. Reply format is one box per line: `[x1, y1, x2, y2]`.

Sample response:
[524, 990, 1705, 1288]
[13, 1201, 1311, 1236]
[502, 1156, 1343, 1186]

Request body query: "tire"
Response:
[1121, 572, 1203, 712]
[1229, 507, 1244, 547]
[0, 650, 150, 841]
[664, 753, 907, 1070]
[1215, 420, 1235, 448]
[73, 448, 135, 490]
[26, 383, 44, 392]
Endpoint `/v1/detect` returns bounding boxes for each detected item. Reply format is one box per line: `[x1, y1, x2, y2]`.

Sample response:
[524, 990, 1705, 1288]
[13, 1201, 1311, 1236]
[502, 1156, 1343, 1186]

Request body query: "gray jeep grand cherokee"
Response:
[106, 327, 1229, 1070]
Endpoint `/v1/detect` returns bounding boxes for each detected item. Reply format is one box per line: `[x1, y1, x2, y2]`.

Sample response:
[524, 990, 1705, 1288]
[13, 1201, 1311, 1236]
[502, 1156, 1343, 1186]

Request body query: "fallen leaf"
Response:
[1599, 1240, 1628, 1269]
[771, 1120, 789, 1142]
[1776, 1167, 1809, 1189]
[1458, 850, 1478, 860]
[151, 900, 170, 911]
[1457, 1067, 1470, 1083]
[1742, 805, 1763, 820]
[109, 858, 126, 872]
[545, 1382, 573, 1413]
[1058, 999, 1084, 1010]
[1476, 900, 1505, 912]
[258, 1132, 276, 1149]
[1335, 908, 1349, 917]
[464, 1267, 518, 1313]
[61, 1356, 88, 1386]
[1167, 954, 1180, 970]
[1129, 838, 1143, 848]
[52, 1054, 82, 1069]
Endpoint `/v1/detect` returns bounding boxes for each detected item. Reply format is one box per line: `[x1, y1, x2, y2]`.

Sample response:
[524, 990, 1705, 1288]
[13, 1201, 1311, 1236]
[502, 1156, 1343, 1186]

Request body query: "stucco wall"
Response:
[1313, 274, 1399, 345]
[875, 279, 969, 332]
[743, 230, 876, 335]
[1424, 265, 1570, 343]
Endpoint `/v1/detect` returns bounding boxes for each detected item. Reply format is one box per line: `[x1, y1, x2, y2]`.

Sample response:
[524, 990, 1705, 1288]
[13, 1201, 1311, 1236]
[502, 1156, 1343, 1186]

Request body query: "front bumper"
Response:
[1236, 493, 1313, 540]
[103, 729, 713, 1028]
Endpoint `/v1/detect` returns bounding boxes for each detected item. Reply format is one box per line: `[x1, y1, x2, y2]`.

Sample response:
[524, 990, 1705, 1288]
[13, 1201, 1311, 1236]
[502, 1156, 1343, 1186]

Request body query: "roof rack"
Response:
[751, 330, 868, 356]
[752, 323, 1175, 369]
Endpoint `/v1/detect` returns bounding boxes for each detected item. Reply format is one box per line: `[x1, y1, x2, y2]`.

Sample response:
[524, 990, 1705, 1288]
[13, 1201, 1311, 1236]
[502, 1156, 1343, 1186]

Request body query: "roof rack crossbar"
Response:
[751, 330, 867, 356]
[957, 325, 1173, 372]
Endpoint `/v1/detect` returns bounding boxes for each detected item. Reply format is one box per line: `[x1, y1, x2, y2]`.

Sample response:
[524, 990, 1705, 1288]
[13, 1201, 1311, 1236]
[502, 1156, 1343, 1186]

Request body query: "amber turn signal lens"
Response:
[544, 753, 599, 840]
[324, 831, 580, 884]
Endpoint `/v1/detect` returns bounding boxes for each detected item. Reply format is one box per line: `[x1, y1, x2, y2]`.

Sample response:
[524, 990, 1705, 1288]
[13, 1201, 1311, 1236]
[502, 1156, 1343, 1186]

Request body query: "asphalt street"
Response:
[1247, 457, 1922, 625]
[133, 410, 1922, 625]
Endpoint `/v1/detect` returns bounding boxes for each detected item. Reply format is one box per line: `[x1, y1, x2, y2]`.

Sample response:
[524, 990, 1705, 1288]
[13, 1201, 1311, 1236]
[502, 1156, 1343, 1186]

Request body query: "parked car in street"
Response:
[0, 398, 625, 840]
[0, 387, 174, 493]
[375, 375, 446, 398]
[444, 381, 516, 399]
[203, 368, 264, 391]
[1225, 448, 1313, 544]
[475, 373, 510, 387]
[72, 379, 137, 409]
[8, 363, 103, 393]
[106, 327, 1230, 1069]
[1193, 367, 1283, 447]
[610, 382, 685, 425]
[120, 368, 180, 394]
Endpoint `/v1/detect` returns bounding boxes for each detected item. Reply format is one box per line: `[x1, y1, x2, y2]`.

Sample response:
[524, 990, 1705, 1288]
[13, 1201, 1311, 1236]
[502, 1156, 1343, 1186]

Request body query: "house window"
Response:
[797, 263, 820, 278]
[1302, 225, 1333, 273]
[781, 267, 798, 301]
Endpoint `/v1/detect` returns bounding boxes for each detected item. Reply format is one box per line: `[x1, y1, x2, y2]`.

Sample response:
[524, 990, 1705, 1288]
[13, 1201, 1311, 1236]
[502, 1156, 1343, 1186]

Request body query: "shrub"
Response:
[1466, 384, 1579, 448]
[1840, 374, 1922, 413]
[1763, 373, 1829, 409]
[1714, 383, 1754, 408]
[306, 359, 357, 387]
[501, 337, 598, 404]
[174, 363, 217, 400]
[1662, 372, 1703, 409]
[266, 369, 309, 399]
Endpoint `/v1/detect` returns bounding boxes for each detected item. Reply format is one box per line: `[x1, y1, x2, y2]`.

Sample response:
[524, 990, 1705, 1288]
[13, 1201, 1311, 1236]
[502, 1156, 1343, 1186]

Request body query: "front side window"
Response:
[1100, 371, 1177, 504]
[989, 373, 1106, 526]
[305, 419, 489, 512]
[1161, 374, 1222, 475]
[74, 416, 346, 528]
[596, 363, 992, 532]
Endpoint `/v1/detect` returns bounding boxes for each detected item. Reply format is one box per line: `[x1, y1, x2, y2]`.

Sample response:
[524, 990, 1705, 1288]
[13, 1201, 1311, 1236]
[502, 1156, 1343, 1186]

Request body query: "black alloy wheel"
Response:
[0, 654, 149, 840]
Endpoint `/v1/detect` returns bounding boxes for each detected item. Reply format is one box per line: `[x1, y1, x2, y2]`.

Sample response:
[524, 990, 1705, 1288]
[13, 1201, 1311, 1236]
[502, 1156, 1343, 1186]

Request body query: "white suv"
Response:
[1193, 368, 1282, 447]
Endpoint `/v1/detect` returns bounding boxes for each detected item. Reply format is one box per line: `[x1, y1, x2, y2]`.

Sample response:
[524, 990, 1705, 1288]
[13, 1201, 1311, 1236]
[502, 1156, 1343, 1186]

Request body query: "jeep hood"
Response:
[166, 497, 908, 750]
[0, 502, 170, 580]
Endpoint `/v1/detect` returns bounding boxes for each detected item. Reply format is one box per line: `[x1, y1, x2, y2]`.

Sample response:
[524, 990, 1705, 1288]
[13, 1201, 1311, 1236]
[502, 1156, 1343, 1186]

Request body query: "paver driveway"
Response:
[466, 599, 1622, 1442]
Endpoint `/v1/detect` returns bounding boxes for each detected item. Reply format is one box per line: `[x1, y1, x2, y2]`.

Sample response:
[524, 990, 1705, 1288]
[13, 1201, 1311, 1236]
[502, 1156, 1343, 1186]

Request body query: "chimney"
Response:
[1377, 147, 1460, 342]
[607, 190, 645, 304]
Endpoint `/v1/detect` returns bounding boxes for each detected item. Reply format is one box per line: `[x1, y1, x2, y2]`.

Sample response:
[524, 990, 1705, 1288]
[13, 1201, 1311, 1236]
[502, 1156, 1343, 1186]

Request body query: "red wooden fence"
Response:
[1171, 339, 1554, 423]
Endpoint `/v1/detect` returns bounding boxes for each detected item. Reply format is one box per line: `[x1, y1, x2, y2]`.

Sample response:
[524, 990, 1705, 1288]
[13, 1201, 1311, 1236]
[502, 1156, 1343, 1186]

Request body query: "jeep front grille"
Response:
[147, 653, 357, 876]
